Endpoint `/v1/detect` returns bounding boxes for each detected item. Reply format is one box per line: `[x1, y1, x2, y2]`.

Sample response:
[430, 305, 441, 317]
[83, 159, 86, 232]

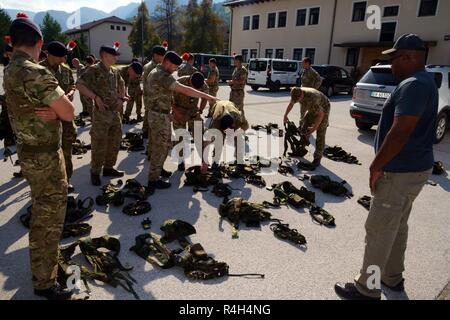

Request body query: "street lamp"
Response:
[256, 41, 261, 58]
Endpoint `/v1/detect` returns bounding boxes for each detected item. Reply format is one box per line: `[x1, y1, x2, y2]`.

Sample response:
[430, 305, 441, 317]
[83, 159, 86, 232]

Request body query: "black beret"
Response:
[9, 15, 42, 39]
[152, 45, 166, 56]
[190, 72, 205, 89]
[164, 51, 182, 66]
[130, 61, 143, 75]
[47, 41, 68, 57]
[220, 114, 234, 130]
[100, 45, 120, 56]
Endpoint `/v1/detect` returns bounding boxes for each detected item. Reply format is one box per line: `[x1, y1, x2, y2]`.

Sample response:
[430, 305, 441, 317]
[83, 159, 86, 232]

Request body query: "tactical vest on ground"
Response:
[283, 121, 309, 157]
[310, 175, 353, 198]
[323, 146, 361, 165]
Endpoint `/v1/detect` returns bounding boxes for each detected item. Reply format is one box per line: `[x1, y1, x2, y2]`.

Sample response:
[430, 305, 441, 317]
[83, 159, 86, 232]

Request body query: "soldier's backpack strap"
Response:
[130, 233, 175, 269]
[309, 206, 336, 227]
[270, 221, 307, 247]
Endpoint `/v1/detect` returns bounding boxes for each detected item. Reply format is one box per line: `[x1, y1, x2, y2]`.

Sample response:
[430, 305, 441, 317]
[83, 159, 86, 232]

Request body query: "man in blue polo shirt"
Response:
[335, 34, 438, 300]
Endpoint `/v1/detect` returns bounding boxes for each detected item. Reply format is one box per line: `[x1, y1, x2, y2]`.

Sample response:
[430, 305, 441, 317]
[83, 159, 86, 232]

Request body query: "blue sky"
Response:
[2, 0, 141, 13]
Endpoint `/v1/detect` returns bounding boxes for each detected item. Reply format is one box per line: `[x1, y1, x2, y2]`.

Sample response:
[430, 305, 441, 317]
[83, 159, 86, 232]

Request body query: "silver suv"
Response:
[350, 65, 450, 143]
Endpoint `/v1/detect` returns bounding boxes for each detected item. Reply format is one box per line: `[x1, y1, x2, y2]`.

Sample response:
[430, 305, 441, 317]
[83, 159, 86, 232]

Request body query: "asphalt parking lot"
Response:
[1, 76, 449, 300]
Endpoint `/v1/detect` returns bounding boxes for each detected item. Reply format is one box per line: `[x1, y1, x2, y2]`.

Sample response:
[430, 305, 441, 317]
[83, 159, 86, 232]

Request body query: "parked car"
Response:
[350, 64, 450, 143]
[312, 65, 356, 97]
[192, 53, 235, 82]
[247, 58, 301, 92]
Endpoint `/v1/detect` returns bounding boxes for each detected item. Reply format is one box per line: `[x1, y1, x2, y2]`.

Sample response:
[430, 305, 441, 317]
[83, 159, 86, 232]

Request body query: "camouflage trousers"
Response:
[148, 110, 172, 182]
[19, 148, 68, 290]
[172, 110, 201, 160]
[61, 121, 77, 180]
[80, 93, 93, 116]
[124, 87, 143, 118]
[90, 109, 122, 174]
[230, 89, 245, 115]
[300, 115, 329, 160]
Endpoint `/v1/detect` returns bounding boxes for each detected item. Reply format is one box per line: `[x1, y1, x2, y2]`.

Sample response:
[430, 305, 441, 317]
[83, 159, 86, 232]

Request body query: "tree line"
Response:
[1, 0, 227, 63]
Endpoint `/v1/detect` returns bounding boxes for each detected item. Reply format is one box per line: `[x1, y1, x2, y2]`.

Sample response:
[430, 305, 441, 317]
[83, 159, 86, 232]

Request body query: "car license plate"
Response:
[370, 91, 390, 99]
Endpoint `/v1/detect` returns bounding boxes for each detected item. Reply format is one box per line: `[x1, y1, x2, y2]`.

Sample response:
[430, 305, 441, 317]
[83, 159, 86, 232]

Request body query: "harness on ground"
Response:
[184, 166, 222, 188]
[310, 175, 353, 198]
[251, 123, 283, 136]
[323, 146, 361, 165]
[297, 160, 317, 171]
[72, 139, 91, 155]
[283, 121, 309, 158]
[309, 205, 336, 227]
[433, 161, 446, 175]
[270, 221, 307, 247]
[122, 200, 152, 216]
[269, 181, 316, 208]
[357, 195, 372, 211]
[120, 132, 145, 152]
[96, 183, 125, 207]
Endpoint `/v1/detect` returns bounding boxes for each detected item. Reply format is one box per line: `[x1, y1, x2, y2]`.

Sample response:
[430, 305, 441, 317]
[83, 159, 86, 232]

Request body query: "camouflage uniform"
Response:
[209, 100, 249, 131]
[76, 63, 94, 116]
[177, 63, 198, 77]
[40, 59, 76, 179]
[142, 59, 159, 135]
[229, 66, 248, 114]
[146, 64, 177, 182]
[4, 50, 68, 290]
[207, 66, 220, 97]
[173, 76, 209, 133]
[77, 62, 125, 175]
[291, 87, 330, 160]
[301, 67, 322, 89]
[119, 66, 143, 118]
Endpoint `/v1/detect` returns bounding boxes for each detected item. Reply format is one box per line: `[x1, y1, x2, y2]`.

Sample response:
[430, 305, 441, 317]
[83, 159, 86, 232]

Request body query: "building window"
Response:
[305, 48, 316, 64]
[380, 22, 397, 42]
[346, 48, 360, 66]
[278, 11, 287, 28]
[293, 48, 303, 61]
[116, 26, 120, 30]
[250, 49, 258, 59]
[418, 0, 438, 17]
[352, 1, 367, 22]
[243, 16, 250, 30]
[383, 5, 399, 17]
[110, 25, 115, 30]
[122, 26, 126, 31]
[275, 49, 284, 59]
[252, 15, 260, 30]
[309, 7, 320, 25]
[296, 9, 307, 26]
[241, 49, 249, 62]
[265, 49, 273, 58]
[267, 12, 276, 29]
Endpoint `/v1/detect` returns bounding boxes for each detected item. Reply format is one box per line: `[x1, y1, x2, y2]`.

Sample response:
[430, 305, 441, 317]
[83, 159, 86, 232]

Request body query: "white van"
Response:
[247, 58, 301, 92]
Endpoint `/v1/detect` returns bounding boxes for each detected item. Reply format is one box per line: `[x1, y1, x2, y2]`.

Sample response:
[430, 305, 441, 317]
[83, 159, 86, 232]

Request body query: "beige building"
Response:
[65, 16, 134, 64]
[224, 0, 450, 77]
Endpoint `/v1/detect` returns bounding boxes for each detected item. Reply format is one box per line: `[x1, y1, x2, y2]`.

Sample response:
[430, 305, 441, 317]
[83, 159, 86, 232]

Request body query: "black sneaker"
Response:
[160, 168, 172, 179]
[381, 279, 405, 292]
[34, 283, 73, 300]
[148, 180, 171, 189]
[103, 168, 125, 177]
[334, 282, 380, 300]
[178, 162, 185, 172]
[67, 184, 75, 193]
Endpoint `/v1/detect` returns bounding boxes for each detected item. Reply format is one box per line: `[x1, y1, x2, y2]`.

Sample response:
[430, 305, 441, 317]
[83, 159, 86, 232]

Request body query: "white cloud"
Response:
[1, 0, 139, 13]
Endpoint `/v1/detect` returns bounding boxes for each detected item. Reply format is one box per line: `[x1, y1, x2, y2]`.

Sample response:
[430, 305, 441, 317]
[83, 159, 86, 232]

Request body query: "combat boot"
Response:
[34, 283, 73, 300]
[122, 116, 130, 124]
[148, 180, 171, 189]
[103, 168, 125, 177]
[68, 184, 75, 193]
[137, 114, 143, 122]
[91, 172, 101, 186]
[178, 162, 185, 172]
[160, 168, 172, 179]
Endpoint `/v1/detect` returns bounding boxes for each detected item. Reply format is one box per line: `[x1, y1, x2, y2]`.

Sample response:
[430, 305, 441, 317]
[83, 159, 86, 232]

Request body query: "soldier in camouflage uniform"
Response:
[1, 43, 15, 147]
[4, 14, 75, 299]
[146, 51, 217, 192]
[40, 41, 77, 191]
[172, 72, 209, 171]
[76, 44, 126, 186]
[284, 87, 330, 168]
[118, 62, 144, 122]
[300, 57, 322, 118]
[209, 100, 249, 132]
[143, 45, 166, 137]
[206, 58, 220, 113]
[72, 56, 96, 117]
[228, 55, 248, 115]
[177, 53, 198, 77]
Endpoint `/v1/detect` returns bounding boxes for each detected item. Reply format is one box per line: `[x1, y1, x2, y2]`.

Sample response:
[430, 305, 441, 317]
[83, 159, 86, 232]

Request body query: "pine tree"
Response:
[128, 1, 160, 60]
[182, 0, 200, 51]
[0, 8, 12, 57]
[196, 0, 224, 54]
[40, 13, 67, 48]
[154, 0, 180, 51]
